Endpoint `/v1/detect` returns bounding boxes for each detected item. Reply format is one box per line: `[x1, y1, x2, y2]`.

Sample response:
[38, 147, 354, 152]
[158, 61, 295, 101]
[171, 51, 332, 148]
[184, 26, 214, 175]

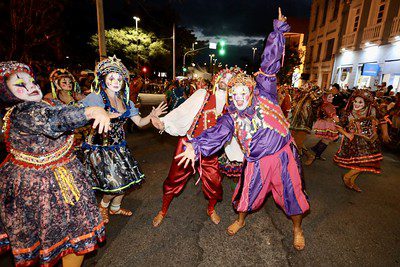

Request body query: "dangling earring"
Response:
[91, 76, 100, 94]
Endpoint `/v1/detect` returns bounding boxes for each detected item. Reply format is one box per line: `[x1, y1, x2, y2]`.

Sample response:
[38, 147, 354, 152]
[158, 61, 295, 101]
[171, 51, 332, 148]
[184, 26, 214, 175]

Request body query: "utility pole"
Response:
[96, 0, 107, 59]
[173, 24, 176, 79]
[133, 16, 140, 71]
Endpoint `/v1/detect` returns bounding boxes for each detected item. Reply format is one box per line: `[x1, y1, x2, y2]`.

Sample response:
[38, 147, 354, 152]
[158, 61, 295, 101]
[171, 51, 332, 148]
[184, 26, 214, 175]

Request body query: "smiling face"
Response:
[353, 96, 365, 111]
[6, 72, 43, 102]
[105, 72, 123, 92]
[58, 77, 73, 91]
[230, 85, 251, 110]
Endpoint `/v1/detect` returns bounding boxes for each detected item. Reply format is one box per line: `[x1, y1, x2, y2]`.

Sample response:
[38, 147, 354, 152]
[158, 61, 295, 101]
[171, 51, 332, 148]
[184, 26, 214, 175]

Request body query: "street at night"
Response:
[1, 0, 400, 266]
[3, 125, 399, 266]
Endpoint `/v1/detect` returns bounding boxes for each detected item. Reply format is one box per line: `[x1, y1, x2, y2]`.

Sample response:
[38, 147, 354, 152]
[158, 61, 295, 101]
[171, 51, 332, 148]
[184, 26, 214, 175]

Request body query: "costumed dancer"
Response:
[304, 89, 339, 165]
[45, 68, 85, 105]
[175, 9, 309, 250]
[151, 68, 244, 227]
[80, 56, 166, 224]
[0, 61, 113, 266]
[334, 89, 390, 192]
[289, 83, 322, 158]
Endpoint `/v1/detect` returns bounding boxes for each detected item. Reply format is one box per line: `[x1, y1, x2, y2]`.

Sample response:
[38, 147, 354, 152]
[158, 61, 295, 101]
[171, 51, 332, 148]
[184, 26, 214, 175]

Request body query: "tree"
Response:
[90, 27, 169, 71]
[277, 46, 303, 86]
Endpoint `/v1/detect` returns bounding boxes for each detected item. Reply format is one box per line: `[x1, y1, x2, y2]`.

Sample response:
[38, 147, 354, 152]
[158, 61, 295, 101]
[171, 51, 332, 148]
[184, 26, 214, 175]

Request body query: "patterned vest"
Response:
[187, 92, 218, 138]
[231, 96, 290, 155]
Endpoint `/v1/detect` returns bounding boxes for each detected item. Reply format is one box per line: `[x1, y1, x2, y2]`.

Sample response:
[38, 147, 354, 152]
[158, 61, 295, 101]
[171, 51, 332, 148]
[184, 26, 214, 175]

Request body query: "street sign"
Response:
[209, 42, 217, 49]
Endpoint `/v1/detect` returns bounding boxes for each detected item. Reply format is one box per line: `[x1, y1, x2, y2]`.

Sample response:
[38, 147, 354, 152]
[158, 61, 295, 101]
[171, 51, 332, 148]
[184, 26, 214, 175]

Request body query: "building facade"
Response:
[333, 0, 400, 91]
[304, 0, 345, 90]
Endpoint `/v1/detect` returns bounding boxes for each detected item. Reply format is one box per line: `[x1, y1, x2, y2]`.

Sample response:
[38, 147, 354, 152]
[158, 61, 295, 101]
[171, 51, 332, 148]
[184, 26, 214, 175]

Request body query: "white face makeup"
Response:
[230, 85, 251, 111]
[353, 96, 365, 111]
[59, 77, 73, 91]
[6, 72, 43, 102]
[105, 72, 123, 92]
[326, 93, 334, 103]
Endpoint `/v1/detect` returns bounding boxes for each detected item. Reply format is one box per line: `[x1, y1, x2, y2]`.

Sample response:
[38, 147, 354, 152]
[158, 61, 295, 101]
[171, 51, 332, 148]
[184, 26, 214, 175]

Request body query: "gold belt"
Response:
[10, 135, 75, 166]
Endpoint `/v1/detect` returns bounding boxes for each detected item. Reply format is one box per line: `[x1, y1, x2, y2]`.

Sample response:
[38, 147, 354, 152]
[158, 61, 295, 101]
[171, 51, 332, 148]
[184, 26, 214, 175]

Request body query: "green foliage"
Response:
[90, 27, 169, 67]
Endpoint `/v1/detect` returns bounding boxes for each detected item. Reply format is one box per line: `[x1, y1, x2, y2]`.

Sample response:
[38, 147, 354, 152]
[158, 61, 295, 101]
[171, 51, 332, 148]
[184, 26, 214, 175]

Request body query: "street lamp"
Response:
[192, 41, 198, 51]
[133, 16, 140, 71]
[252, 47, 257, 63]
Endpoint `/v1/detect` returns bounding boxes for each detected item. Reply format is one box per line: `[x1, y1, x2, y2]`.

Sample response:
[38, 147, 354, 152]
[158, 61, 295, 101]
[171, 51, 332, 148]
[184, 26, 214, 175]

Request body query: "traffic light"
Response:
[182, 67, 187, 72]
[142, 67, 147, 73]
[218, 40, 226, 56]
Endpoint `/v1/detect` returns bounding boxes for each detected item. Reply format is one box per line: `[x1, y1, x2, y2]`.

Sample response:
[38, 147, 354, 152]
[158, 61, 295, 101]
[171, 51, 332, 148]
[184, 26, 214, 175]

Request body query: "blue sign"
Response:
[362, 63, 380, 76]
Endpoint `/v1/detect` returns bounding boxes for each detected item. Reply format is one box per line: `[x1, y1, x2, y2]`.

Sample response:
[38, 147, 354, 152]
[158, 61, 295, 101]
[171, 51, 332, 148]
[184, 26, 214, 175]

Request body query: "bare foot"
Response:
[293, 228, 305, 251]
[207, 210, 221, 225]
[152, 212, 165, 227]
[227, 220, 245, 236]
[98, 204, 109, 224]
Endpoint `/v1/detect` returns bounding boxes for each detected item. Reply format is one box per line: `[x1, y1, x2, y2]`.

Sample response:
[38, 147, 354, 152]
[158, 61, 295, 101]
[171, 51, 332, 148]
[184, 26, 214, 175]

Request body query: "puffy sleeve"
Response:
[255, 20, 290, 100]
[160, 89, 207, 136]
[189, 114, 235, 158]
[128, 100, 140, 117]
[13, 101, 88, 138]
[79, 92, 105, 108]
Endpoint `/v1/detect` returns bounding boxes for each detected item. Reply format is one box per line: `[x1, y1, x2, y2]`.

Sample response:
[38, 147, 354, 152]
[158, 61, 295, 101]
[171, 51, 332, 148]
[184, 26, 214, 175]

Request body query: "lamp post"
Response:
[209, 54, 215, 73]
[133, 16, 140, 71]
[252, 47, 257, 63]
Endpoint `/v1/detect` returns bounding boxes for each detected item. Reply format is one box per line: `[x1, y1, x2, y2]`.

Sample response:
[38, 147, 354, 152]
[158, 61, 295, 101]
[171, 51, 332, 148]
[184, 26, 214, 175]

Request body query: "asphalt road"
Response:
[1, 126, 400, 266]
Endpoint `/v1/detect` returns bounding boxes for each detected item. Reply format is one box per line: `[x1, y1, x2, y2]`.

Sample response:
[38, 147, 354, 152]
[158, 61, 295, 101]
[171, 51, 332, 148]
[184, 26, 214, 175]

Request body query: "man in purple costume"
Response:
[175, 8, 309, 251]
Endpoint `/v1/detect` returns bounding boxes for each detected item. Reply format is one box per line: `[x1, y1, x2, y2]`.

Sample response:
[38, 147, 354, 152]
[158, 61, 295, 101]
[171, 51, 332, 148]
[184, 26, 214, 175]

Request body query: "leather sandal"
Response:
[293, 230, 305, 251]
[98, 204, 109, 224]
[207, 210, 221, 225]
[152, 211, 165, 227]
[109, 208, 133, 216]
[227, 220, 245, 236]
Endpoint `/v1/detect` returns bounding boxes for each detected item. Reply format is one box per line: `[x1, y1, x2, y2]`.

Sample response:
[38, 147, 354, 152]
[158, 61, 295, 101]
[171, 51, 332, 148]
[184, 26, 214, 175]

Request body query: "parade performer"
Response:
[289, 83, 322, 157]
[151, 68, 244, 227]
[45, 68, 85, 105]
[304, 89, 339, 165]
[175, 9, 309, 250]
[81, 56, 166, 224]
[334, 89, 390, 192]
[0, 61, 113, 266]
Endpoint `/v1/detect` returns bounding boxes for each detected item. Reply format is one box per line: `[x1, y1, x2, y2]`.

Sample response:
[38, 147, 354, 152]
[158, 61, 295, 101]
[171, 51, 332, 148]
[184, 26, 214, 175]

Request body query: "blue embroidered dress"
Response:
[80, 91, 145, 194]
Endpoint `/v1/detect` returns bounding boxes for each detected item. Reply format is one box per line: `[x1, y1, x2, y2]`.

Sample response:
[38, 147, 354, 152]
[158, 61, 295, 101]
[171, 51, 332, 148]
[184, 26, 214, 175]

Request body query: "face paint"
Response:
[59, 77, 73, 91]
[6, 72, 43, 102]
[353, 96, 365, 111]
[105, 72, 123, 92]
[326, 93, 334, 103]
[230, 85, 251, 111]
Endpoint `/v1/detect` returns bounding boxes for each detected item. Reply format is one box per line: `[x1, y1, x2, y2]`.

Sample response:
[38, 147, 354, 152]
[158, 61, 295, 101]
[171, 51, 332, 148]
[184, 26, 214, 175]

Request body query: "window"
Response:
[313, 6, 320, 31]
[315, 43, 322, 62]
[353, 8, 360, 32]
[377, 1, 386, 24]
[331, 0, 340, 21]
[321, 0, 329, 26]
[324, 39, 335, 61]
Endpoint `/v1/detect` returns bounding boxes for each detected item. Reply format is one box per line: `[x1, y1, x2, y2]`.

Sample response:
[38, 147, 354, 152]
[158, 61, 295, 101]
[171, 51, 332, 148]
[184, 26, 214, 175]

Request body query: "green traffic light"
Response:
[183, 67, 187, 72]
[219, 40, 226, 47]
[219, 48, 226, 56]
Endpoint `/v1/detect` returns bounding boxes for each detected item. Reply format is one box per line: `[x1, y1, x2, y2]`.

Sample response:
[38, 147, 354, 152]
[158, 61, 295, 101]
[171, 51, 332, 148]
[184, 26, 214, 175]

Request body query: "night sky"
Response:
[167, 0, 312, 66]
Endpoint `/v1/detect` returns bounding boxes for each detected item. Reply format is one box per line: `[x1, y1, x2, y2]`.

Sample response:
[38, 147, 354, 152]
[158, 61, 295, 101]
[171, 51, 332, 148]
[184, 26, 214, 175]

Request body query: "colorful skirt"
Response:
[82, 141, 145, 194]
[232, 141, 309, 215]
[333, 134, 382, 173]
[0, 158, 105, 267]
[313, 119, 339, 140]
[218, 153, 243, 179]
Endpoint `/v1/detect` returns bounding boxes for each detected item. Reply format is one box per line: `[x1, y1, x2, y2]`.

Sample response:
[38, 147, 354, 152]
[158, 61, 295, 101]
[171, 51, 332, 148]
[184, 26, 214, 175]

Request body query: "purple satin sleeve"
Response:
[189, 114, 235, 158]
[255, 20, 290, 104]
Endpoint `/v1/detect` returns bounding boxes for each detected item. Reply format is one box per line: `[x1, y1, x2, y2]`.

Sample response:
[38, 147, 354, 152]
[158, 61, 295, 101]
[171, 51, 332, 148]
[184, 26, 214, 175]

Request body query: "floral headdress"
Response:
[92, 55, 130, 104]
[49, 68, 80, 98]
[0, 61, 35, 107]
[211, 67, 242, 93]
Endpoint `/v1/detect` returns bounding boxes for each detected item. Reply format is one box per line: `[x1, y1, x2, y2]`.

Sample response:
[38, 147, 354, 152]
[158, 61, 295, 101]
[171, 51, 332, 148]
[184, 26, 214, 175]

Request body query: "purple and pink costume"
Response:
[189, 20, 309, 215]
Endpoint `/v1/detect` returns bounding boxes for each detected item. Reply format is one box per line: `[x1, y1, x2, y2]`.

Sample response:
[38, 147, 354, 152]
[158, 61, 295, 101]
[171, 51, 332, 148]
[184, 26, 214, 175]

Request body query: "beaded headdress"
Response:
[92, 55, 130, 104]
[49, 68, 80, 98]
[0, 61, 35, 107]
[211, 67, 242, 93]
